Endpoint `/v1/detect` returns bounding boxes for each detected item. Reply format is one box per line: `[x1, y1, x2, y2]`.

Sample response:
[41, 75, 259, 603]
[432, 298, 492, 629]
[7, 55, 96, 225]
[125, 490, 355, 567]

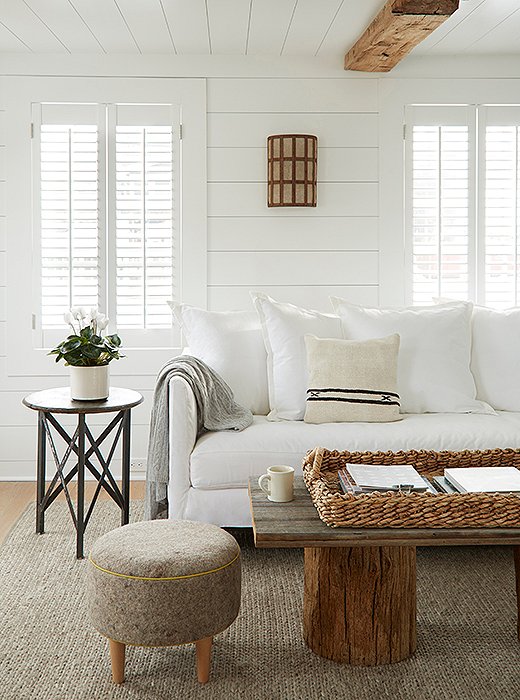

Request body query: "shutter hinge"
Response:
[179, 123, 183, 140]
[30, 123, 34, 139]
[31, 314, 36, 330]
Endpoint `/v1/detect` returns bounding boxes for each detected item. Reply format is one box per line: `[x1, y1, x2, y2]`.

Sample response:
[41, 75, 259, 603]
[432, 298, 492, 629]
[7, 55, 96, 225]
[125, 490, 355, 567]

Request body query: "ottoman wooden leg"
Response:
[109, 639, 126, 684]
[196, 636, 213, 684]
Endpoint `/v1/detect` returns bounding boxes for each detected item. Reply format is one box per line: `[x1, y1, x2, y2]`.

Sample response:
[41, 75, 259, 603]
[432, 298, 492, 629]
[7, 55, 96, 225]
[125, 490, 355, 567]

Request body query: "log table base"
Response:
[249, 477, 520, 667]
[303, 545, 417, 665]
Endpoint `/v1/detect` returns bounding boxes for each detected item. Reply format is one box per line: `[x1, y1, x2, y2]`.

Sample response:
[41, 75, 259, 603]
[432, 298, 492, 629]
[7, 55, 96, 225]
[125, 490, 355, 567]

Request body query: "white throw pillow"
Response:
[470, 306, 520, 411]
[330, 298, 494, 415]
[251, 293, 342, 421]
[169, 302, 269, 415]
[304, 334, 401, 424]
[435, 298, 520, 411]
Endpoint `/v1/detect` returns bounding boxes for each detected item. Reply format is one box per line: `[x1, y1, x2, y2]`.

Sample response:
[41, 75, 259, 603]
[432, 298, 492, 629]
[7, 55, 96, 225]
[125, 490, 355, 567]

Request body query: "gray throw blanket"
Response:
[144, 355, 253, 520]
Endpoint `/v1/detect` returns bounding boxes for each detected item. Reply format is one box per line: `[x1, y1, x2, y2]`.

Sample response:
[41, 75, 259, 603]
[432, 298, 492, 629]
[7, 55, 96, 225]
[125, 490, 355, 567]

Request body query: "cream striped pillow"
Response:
[304, 334, 401, 424]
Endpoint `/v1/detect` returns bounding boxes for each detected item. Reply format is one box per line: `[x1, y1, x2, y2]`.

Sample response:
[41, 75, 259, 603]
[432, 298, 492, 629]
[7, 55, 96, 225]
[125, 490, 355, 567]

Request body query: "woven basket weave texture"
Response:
[302, 447, 520, 529]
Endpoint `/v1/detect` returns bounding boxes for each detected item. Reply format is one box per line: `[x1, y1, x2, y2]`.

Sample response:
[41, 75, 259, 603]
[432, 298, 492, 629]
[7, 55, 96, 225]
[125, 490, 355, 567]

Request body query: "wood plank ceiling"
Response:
[0, 0, 518, 62]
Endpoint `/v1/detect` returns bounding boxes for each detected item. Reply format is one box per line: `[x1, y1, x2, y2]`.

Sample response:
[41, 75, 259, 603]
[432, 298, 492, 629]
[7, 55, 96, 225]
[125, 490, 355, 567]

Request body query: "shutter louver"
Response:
[411, 125, 470, 304]
[484, 126, 520, 308]
[115, 125, 174, 330]
[40, 124, 99, 329]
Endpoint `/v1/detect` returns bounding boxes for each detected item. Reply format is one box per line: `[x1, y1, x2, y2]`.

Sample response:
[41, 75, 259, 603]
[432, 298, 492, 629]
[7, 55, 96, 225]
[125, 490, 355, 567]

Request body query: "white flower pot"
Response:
[70, 365, 109, 401]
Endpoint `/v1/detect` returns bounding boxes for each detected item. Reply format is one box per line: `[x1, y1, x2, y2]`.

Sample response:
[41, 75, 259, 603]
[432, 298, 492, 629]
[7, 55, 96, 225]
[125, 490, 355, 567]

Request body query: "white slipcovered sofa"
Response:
[167, 296, 520, 527]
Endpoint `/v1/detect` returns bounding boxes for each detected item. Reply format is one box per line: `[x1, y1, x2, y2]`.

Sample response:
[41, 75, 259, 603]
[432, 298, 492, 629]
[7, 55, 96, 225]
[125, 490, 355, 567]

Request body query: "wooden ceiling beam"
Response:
[344, 0, 460, 73]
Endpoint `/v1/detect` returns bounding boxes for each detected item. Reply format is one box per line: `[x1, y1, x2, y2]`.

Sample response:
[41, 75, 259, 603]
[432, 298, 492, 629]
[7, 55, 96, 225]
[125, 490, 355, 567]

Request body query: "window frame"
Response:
[404, 104, 477, 306]
[33, 101, 182, 349]
[405, 103, 520, 308]
[3, 76, 206, 378]
[379, 78, 520, 308]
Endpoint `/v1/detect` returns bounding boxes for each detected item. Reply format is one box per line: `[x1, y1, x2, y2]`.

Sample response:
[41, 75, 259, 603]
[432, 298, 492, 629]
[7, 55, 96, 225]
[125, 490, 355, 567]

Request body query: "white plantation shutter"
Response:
[111, 105, 179, 332]
[406, 105, 520, 310]
[36, 104, 102, 337]
[406, 107, 474, 305]
[480, 107, 520, 308]
[35, 102, 180, 346]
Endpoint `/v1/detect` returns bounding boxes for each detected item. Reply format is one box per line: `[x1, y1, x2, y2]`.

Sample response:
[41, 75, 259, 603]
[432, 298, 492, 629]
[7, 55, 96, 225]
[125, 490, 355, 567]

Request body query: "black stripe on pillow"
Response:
[306, 388, 400, 407]
[306, 397, 400, 407]
[307, 388, 400, 398]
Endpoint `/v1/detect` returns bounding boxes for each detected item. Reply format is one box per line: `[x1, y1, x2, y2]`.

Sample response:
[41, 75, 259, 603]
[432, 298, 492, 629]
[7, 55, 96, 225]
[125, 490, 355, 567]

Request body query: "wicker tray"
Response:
[302, 447, 520, 529]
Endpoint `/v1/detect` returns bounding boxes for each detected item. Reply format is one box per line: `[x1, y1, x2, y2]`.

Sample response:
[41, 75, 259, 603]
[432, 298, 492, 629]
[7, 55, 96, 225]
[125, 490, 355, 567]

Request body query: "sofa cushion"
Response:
[189, 412, 520, 489]
[471, 305, 520, 411]
[251, 292, 341, 421]
[330, 297, 493, 415]
[303, 334, 401, 424]
[169, 302, 269, 415]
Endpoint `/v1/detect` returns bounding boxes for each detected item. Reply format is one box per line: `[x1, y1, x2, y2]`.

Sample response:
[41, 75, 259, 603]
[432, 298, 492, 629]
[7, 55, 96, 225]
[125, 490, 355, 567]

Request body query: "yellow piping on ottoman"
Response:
[88, 549, 240, 581]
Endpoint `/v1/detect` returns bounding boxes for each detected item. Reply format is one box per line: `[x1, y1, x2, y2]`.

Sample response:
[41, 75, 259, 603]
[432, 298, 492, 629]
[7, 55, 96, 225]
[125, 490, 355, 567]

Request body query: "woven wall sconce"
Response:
[267, 134, 317, 207]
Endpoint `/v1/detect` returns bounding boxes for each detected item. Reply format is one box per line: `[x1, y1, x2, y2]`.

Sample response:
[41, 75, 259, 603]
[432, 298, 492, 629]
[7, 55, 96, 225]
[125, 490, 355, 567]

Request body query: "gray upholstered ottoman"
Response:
[86, 520, 241, 684]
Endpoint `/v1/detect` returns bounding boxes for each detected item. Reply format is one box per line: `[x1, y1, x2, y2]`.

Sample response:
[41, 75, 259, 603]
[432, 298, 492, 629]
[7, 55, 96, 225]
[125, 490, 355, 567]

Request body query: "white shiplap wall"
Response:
[0, 108, 5, 372]
[206, 78, 379, 312]
[0, 72, 381, 480]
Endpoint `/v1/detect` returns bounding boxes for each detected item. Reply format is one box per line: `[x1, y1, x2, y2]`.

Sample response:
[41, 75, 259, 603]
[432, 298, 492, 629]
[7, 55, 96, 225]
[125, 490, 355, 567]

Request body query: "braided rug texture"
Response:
[0, 501, 519, 700]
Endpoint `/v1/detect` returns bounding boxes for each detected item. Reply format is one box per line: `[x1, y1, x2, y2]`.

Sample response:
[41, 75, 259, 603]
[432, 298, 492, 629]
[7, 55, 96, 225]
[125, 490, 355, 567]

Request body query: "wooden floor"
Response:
[0, 480, 145, 546]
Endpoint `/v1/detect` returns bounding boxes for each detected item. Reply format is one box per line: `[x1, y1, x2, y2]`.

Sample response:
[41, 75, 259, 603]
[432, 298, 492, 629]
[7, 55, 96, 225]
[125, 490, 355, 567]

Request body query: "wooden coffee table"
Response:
[249, 476, 520, 666]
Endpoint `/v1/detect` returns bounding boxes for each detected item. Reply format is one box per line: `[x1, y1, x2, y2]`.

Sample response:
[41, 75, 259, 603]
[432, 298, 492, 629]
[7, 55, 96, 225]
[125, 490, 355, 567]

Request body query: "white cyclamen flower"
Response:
[97, 316, 109, 331]
[63, 311, 74, 325]
[78, 306, 88, 319]
[89, 307, 98, 321]
[71, 307, 82, 320]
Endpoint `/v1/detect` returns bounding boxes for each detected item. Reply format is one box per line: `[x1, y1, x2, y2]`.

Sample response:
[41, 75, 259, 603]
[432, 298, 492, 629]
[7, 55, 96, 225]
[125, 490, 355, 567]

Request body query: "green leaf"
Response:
[106, 334, 121, 347]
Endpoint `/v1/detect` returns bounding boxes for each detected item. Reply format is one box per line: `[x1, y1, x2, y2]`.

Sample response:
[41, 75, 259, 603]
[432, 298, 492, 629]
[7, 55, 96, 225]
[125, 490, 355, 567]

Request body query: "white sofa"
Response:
[167, 298, 520, 526]
[167, 377, 520, 527]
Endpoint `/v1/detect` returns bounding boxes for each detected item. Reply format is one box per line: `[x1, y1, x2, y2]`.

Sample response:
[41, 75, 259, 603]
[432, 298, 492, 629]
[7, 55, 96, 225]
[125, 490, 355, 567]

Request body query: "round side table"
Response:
[23, 387, 143, 558]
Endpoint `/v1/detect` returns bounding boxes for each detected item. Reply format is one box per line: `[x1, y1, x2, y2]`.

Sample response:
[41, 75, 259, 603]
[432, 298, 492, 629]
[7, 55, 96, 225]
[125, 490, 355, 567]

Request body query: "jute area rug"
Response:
[0, 502, 519, 700]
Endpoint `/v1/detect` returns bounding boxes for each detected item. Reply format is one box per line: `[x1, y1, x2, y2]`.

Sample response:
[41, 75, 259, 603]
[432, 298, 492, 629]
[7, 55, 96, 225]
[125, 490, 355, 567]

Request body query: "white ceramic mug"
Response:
[258, 465, 295, 502]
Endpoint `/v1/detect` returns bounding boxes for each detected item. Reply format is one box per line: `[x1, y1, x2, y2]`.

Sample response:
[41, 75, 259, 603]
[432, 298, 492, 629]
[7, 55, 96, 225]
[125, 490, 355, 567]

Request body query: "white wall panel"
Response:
[0, 358, 160, 392]
[0, 252, 5, 285]
[208, 113, 378, 148]
[208, 251, 378, 286]
[208, 146, 378, 183]
[0, 218, 5, 250]
[0, 288, 5, 320]
[208, 285, 379, 312]
[208, 217, 378, 251]
[0, 321, 4, 356]
[0, 181, 5, 213]
[208, 182, 378, 217]
[207, 78, 377, 112]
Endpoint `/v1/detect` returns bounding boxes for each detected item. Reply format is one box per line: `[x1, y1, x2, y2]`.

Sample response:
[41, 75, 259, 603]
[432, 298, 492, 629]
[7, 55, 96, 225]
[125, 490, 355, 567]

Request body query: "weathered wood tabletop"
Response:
[249, 476, 520, 548]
